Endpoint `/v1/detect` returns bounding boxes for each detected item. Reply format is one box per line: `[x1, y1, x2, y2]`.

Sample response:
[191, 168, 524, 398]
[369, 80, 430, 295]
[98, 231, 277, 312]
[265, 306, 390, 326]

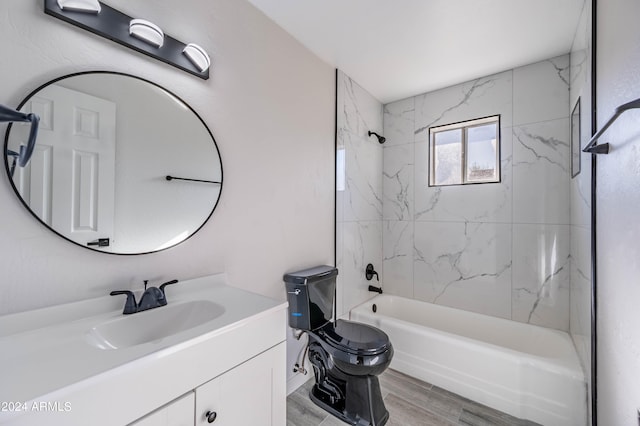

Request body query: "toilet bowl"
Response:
[284, 265, 393, 426]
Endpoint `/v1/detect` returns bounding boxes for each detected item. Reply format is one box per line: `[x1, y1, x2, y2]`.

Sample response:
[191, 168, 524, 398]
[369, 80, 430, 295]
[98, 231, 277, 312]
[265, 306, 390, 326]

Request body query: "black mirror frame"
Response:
[3, 71, 224, 256]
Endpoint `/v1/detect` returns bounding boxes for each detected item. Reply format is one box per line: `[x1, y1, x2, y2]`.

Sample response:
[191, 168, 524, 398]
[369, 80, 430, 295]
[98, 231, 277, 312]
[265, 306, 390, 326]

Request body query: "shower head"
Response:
[368, 131, 386, 144]
[0, 104, 40, 167]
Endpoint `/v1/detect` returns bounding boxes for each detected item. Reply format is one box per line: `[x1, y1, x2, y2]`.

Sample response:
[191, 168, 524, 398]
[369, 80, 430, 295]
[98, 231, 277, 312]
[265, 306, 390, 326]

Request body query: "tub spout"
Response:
[368, 285, 383, 294]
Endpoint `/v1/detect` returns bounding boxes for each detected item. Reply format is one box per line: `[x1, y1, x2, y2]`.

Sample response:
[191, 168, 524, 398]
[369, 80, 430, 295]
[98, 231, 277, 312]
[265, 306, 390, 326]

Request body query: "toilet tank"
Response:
[283, 265, 338, 331]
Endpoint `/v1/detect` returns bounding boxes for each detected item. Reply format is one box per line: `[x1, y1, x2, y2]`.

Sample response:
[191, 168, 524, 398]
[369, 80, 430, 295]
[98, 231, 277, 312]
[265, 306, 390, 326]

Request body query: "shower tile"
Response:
[513, 55, 570, 126]
[570, 148, 592, 229]
[383, 97, 415, 146]
[341, 221, 382, 313]
[511, 224, 570, 331]
[414, 70, 513, 143]
[413, 221, 512, 319]
[383, 221, 414, 298]
[343, 131, 383, 222]
[383, 144, 414, 221]
[569, 19, 589, 111]
[413, 131, 513, 224]
[336, 130, 346, 223]
[335, 221, 345, 318]
[512, 119, 570, 225]
[570, 225, 592, 376]
[338, 70, 383, 139]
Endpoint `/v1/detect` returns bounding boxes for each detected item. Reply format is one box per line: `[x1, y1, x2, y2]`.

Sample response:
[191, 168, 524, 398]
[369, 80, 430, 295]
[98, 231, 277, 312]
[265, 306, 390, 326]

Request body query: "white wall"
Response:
[382, 56, 572, 330]
[596, 0, 640, 423]
[0, 0, 334, 388]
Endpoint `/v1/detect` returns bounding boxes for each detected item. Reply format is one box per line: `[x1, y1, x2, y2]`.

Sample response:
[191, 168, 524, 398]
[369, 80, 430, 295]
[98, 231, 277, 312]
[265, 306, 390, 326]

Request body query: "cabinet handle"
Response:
[205, 411, 217, 423]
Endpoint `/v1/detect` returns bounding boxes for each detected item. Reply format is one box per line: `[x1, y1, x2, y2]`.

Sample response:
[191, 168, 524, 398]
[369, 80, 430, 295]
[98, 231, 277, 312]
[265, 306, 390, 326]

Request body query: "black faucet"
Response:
[365, 264, 383, 293]
[368, 285, 383, 294]
[110, 279, 179, 314]
[365, 263, 379, 281]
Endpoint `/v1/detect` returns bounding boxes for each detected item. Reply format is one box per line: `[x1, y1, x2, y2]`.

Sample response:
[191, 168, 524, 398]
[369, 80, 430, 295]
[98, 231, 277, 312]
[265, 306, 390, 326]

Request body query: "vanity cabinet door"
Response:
[195, 343, 286, 426]
[129, 392, 195, 426]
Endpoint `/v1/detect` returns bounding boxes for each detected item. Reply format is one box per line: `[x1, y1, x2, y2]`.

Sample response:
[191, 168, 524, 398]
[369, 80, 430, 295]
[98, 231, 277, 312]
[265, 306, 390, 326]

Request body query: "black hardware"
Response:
[0, 104, 39, 167]
[7, 149, 18, 178]
[166, 175, 221, 184]
[582, 96, 640, 154]
[367, 131, 386, 144]
[110, 279, 179, 314]
[205, 411, 217, 423]
[43, 0, 209, 79]
[584, 142, 610, 155]
[368, 285, 383, 294]
[159, 279, 179, 294]
[138, 287, 166, 311]
[109, 290, 137, 315]
[87, 238, 110, 247]
[365, 263, 379, 281]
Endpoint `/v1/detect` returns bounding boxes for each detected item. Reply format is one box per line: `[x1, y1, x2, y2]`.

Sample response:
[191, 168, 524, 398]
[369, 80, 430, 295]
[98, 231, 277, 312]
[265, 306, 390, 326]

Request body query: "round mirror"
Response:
[4, 72, 223, 254]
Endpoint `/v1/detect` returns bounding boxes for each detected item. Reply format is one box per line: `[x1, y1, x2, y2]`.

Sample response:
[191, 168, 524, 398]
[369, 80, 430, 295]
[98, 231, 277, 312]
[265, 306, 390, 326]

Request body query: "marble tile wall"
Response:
[336, 70, 383, 318]
[382, 55, 572, 330]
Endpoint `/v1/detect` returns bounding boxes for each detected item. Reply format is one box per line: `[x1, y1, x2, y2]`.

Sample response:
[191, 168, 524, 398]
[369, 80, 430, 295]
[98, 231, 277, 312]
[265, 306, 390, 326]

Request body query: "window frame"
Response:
[428, 115, 501, 187]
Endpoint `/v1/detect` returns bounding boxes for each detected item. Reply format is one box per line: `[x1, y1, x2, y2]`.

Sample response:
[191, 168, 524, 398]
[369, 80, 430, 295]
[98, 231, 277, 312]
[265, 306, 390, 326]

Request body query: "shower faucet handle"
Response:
[365, 263, 379, 281]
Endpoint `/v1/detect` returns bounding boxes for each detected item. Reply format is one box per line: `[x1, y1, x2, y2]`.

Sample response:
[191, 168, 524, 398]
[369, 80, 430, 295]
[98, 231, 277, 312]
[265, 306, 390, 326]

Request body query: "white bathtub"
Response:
[350, 295, 586, 426]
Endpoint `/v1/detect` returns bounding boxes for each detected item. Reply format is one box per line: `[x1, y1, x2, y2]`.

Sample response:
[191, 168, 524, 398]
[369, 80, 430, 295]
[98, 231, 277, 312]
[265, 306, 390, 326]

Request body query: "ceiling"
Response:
[247, 0, 585, 104]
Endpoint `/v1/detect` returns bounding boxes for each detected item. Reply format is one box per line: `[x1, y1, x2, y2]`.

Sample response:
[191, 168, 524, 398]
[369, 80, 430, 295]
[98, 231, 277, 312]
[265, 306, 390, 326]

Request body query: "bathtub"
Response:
[350, 295, 586, 426]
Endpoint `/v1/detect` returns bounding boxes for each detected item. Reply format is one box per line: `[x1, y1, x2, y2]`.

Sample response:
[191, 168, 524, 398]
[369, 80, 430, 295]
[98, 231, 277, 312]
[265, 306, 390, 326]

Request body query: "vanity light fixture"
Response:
[56, 0, 101, 14]
[182, 43, 211, 73]
[129, 19, 164, 48]
[44, 0, 210, 79]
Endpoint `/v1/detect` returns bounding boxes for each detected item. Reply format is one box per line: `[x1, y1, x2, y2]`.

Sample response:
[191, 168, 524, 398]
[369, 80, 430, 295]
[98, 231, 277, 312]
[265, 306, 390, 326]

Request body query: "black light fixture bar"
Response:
[44, 0, 209, 80]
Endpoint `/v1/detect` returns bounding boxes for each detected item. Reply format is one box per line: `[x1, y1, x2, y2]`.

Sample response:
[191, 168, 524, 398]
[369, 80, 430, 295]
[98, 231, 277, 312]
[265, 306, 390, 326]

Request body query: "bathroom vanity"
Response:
[0, 274, 287, 426]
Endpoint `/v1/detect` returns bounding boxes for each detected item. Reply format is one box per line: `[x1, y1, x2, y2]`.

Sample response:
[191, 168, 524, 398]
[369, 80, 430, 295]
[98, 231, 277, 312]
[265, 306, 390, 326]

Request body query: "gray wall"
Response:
[382, 56, 572, 330]
[0, 0, 335, 390]
[596, 0, 640, 423]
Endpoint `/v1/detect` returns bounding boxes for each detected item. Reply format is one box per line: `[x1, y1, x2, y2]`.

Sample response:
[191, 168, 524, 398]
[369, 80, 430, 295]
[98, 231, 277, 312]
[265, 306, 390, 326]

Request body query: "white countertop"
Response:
[0, 274, 287, 425]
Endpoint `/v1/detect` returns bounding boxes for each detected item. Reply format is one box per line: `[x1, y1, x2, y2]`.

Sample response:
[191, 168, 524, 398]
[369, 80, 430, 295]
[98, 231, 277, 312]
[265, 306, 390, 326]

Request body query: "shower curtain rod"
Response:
[583, 97, 640, 154]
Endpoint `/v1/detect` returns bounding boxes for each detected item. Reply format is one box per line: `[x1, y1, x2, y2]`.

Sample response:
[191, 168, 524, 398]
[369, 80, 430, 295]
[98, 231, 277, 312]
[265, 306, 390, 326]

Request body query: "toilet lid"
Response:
[318, 319, 391, 355]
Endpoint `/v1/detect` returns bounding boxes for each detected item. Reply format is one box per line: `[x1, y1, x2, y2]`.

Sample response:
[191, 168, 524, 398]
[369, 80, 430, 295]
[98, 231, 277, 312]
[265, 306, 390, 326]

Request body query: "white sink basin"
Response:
[85, 300, 225, 350]
[0, 273, 288, 426]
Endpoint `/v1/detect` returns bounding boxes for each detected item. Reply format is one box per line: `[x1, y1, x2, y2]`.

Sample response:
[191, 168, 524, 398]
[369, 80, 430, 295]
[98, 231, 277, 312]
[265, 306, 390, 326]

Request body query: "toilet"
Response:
[284, 265, 393, 426]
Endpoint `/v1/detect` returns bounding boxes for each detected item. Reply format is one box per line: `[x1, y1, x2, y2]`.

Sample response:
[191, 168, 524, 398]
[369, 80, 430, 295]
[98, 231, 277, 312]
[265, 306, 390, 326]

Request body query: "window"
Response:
[429, 115, 500, 186]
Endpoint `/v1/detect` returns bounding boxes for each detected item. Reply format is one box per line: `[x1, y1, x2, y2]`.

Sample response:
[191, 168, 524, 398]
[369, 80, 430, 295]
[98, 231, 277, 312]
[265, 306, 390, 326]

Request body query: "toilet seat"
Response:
[317, 319, 391, 356]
